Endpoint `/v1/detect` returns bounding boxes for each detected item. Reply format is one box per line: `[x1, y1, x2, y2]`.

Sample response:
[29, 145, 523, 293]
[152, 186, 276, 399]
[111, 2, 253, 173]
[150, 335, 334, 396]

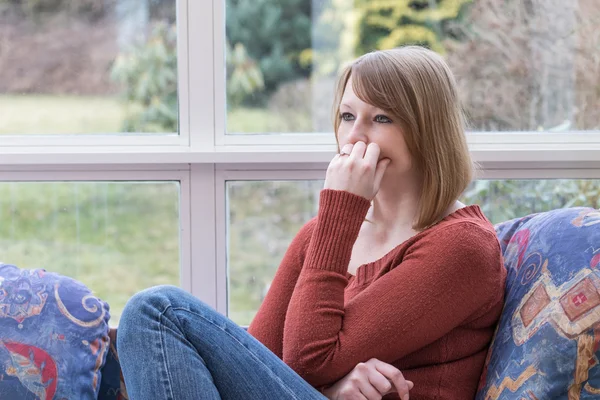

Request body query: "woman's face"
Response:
[337, 77, 414, 179]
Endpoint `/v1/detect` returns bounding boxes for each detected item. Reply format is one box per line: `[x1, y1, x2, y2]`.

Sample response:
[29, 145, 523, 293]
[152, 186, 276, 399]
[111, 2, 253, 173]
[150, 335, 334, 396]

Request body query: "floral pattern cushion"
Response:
[477, 207, 600, 399]
[0, 264, 110, 399]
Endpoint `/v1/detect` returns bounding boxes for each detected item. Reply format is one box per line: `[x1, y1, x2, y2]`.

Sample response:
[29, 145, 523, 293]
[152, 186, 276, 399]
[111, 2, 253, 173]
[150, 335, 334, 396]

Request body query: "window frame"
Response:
[0, 0, 598, 315]
[214, 166, 600, 315]
[0, 0, 190, 146]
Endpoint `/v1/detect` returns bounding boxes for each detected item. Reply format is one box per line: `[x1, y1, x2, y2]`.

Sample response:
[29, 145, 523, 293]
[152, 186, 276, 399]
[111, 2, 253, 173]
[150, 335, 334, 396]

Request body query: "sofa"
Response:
[2, 206, 600, 399]
[476, 207, 600, 399]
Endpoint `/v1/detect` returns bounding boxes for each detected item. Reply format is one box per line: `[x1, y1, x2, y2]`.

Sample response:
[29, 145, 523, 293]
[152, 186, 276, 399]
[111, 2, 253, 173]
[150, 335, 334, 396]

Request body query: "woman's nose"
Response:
[346, 124, 368, 144]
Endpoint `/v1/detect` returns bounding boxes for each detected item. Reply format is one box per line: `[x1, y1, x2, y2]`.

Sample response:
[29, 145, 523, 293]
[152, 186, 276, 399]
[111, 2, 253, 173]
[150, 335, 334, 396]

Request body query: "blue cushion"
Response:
[477, 207, 600, 399]
[0, 264, 110, 399]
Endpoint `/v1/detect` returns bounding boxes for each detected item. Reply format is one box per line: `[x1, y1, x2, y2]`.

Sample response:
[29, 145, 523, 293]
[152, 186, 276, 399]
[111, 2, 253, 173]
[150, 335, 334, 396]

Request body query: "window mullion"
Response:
[190, 163, 219, 309]
[188, 0, 216, 151]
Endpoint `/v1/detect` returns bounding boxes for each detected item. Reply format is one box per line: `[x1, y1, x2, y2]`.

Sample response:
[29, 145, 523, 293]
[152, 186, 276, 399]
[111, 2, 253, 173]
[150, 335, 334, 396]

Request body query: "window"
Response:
[226, 180, 321, 325]
[224, 0, 600, 135]
[0, 0, 178, 136]
[0, 175, 184, 326]
[225, 178, 600, 325]
[0, 0, 598, 324]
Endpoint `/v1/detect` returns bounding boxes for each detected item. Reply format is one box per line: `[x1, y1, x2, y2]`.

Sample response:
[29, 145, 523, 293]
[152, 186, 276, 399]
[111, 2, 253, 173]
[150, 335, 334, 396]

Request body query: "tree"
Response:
[354, 0, 473, 55]
[226, 0, 312, 104]
[110, 20, 264, 132]
[445, 0, 600, 131]
[462, 179, 600, 225]
[446, 0, 600, 219]
[111, 22, 178, 133]
[226, 41, 265, 107]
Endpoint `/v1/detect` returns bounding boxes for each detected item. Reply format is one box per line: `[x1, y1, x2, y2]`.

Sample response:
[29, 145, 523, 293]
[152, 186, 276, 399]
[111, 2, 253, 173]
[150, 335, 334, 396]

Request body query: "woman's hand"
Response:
[322, 358, 414, 400]
[324, 142, 391, 200]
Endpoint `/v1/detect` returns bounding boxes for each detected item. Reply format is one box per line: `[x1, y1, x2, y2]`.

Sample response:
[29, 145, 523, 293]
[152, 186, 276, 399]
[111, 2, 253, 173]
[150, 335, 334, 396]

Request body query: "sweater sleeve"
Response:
[282, 191, 504, 387]
[247, 217, 317, 358]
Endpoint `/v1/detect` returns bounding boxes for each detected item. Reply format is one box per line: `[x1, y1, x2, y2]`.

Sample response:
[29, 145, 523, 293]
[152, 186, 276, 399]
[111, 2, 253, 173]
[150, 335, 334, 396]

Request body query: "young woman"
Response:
[117, 46, 506, 400]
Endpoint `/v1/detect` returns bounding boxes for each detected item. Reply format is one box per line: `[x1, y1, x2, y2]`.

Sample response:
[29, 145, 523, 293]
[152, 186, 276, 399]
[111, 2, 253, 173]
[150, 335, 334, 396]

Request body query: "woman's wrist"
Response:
[320, 384, 334, 399]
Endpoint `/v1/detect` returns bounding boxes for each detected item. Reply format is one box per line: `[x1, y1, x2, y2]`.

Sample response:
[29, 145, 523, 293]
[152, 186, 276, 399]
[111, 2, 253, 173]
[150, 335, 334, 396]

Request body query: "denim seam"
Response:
[172, 306, 302, 400]
[158, 307, 176, 400]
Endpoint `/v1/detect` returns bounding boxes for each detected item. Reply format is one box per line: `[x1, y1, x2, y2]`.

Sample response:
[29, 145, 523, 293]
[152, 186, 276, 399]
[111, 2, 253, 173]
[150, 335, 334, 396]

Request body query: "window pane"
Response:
[0, 182, 180, 325]
[0, 0, 177, 135]
[226, 180, 322, 325]
[225, 0, 600, 134]
[462, 180, 600, 224]
[226, 179, 600, 325]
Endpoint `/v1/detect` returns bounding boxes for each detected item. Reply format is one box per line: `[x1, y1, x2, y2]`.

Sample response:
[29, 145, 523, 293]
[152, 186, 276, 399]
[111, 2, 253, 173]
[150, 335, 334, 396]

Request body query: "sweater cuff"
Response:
[305, 190, 371, 274]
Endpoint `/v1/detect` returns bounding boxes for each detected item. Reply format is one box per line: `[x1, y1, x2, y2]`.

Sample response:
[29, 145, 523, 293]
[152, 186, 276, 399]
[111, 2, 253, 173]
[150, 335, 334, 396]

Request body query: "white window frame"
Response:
[0, 0, 599, 316]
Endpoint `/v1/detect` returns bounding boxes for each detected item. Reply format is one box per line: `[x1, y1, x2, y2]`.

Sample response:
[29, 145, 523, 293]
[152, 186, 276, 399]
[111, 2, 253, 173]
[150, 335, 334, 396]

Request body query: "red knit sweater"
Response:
[248, 190, 506, 399]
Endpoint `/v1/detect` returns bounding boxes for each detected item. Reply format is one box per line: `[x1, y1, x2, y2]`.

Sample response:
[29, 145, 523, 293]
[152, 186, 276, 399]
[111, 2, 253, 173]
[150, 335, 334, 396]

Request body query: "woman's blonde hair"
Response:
[332, 46, 473, 231]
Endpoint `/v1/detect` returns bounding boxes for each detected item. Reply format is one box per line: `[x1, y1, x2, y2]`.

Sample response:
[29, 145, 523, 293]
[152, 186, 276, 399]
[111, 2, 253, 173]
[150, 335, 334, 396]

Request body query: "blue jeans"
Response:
[117, 285, 327, 400]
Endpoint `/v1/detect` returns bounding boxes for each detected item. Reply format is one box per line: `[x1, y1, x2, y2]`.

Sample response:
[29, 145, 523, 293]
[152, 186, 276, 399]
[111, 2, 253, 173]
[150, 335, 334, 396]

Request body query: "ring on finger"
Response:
[339, 150, 350, 156]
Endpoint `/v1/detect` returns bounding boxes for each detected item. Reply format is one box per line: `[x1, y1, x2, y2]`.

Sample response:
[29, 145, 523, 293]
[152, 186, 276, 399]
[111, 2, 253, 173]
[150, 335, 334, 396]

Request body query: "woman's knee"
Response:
[119, 285, 183, 327]
[118, 285, 186, 349]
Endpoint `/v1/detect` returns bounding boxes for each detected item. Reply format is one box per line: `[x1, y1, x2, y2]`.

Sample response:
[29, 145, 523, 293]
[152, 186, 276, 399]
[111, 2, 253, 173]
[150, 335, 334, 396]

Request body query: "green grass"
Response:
[227, 107, 312, 133]
[0, 94, 291, 134]
[0, 182, 180, 326]
[227, 107, 282, 133]
[0, 95, 125, 134]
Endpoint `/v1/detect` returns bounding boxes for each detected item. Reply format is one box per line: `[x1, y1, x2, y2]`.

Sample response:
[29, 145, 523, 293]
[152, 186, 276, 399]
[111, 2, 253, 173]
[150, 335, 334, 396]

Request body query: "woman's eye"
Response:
[374, 115, 392, 123]
[340, 112, 355, 121]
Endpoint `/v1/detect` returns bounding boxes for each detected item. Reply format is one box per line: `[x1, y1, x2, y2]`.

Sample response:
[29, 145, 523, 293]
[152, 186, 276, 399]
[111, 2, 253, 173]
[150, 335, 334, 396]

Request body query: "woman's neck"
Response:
[367, 179, 421, 235]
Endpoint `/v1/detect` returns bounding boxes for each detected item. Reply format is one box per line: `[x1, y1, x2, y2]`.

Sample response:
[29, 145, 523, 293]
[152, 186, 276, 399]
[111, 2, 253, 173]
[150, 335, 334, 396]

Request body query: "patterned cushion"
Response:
[0, 264, 110, 399]
[477, 207, 600, 399]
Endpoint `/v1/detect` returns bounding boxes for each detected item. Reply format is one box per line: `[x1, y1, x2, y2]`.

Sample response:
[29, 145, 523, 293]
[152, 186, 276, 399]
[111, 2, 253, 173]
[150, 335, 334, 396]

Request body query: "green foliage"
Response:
[226, 0, 312, 104]
[461, 180, 600, 225]
[226, 42, 265, 107]
[355, 0, 473, 54]
[110, 20, 266, 130]
[306, 0, 359, 78]
[111, 22, 178, 133]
